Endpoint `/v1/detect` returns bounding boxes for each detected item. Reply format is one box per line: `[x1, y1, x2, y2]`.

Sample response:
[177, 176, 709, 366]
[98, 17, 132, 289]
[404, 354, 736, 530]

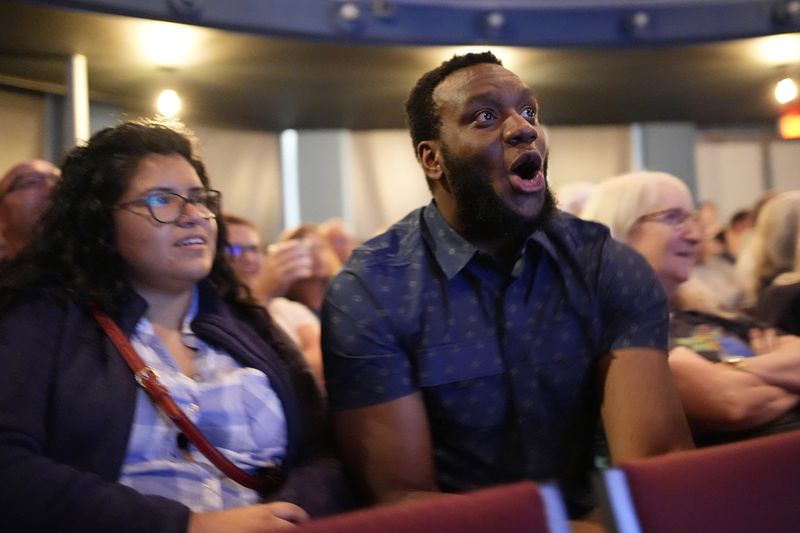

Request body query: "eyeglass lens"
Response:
[226, 244, 261, 257]
[145, 190, 220, 223]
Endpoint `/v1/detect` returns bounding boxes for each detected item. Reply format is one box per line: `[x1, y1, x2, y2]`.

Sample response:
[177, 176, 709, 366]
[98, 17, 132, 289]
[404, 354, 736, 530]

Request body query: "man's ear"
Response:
[417, 140, 443, 182]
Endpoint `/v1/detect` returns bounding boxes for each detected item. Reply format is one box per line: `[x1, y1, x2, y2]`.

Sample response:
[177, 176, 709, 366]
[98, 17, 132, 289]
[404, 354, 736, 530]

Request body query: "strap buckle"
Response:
[135, 366, 159, 388]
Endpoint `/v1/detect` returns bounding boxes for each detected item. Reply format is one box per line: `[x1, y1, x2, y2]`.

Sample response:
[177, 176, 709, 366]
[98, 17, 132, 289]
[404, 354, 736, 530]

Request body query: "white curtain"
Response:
[0, 88, 46, 173]
[192, 124, 283, 242]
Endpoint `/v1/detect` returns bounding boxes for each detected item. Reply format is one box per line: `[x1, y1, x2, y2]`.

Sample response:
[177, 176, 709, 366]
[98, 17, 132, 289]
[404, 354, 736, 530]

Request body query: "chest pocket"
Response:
[414, 338, 506, 430]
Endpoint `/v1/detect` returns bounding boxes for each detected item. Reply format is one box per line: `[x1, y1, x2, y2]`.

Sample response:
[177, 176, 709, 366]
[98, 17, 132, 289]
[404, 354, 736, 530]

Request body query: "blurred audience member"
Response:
[696, 200, 723, 260]
[0, 159, 60, 258]
[224, 214, 323, 387]
[750, 191, 800, 335]
[690, 200, 747, 312]
[278, 224, 341, 316]
[554, 181, 596, 217]
[736, 189, 782, 309]
[715, 209, 753, 264]
[583, 171, 800, 447]
[319, 218, 355, 265]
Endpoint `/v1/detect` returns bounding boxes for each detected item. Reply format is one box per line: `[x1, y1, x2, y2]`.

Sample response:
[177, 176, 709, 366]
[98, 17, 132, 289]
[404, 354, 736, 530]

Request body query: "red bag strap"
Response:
[89, 304, 284, 492]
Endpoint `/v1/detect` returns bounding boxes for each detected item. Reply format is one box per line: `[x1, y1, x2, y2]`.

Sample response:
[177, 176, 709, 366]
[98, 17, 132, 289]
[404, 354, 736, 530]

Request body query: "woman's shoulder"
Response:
[0, 284, 77, 318]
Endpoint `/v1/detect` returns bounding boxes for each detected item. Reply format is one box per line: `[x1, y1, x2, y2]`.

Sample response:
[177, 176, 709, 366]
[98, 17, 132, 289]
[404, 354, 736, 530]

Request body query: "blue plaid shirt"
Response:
[119, 289, 288, 512]
[322, 202, 668, 516]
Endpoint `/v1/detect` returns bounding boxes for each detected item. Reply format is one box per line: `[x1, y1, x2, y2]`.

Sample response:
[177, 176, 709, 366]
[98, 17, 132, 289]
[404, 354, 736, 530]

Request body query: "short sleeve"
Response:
[321, 269, 416, 411]
[596, 239, 669, 354]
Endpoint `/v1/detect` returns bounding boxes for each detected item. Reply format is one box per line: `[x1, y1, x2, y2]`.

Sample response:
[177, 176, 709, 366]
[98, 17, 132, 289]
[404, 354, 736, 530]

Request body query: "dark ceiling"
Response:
[0, 0, 798, 131]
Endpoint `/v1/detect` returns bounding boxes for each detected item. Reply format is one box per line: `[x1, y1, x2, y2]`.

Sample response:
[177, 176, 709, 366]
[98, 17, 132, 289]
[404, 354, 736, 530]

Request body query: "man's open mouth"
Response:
[510, 152, 543, 181]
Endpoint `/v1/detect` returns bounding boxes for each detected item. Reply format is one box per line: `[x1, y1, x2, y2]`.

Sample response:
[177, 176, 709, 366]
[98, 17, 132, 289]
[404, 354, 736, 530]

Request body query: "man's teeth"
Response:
[178, 237, 204, 246]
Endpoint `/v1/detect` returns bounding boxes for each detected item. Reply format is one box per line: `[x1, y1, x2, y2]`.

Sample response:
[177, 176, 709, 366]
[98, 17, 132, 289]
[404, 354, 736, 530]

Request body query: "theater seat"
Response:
[295, 481, 570, 533]
[599, 429, 800, 533]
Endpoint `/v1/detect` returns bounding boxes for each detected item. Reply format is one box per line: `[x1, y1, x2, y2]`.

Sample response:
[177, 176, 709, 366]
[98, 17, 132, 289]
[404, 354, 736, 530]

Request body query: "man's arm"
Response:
[599, 347, 694, 461]
[333, 392, 441, 505]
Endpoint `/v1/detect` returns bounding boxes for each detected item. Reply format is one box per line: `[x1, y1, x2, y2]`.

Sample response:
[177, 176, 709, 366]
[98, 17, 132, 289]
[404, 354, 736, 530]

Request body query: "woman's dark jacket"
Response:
[0, 281, 328, 533]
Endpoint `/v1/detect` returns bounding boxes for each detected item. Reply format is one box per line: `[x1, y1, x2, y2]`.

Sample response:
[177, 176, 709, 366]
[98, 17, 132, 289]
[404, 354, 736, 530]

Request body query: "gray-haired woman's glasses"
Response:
[116, 189, 221, 224]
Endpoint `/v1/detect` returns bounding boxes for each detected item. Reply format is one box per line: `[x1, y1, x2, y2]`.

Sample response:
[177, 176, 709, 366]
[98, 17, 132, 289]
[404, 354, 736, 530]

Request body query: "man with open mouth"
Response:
[321, 51, 694, 524]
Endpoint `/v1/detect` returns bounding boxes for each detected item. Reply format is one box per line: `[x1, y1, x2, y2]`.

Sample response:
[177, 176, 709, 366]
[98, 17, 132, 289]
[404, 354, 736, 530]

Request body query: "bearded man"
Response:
[321, 52, 693, 522]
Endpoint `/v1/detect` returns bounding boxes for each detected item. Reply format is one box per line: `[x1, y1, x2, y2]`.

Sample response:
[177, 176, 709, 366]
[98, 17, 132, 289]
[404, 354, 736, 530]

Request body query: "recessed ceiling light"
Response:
[156, 89, 182, 117]
[139, 21, 200, 68]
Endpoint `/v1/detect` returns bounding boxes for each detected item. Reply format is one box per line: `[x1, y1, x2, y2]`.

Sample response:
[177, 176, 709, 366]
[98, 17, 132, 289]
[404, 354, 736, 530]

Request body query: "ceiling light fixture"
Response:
[156, 89, 182, 117]
[756, 33, 800, 66]
[775, 77, 799, 104]
[139, 21, 200, 68]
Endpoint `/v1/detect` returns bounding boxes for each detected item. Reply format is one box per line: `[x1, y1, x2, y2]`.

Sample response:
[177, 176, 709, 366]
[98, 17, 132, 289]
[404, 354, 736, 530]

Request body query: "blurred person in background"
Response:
[748, 191, 800, 336]
[583, 172, 800, 447]
[319, 218, 355, 265]
[0, 159, 60, 259]
[277, 224, 341, 316]
[554, 181, 596, 217]
[715, 209, 753, 264]
[224, 214, 324, 388]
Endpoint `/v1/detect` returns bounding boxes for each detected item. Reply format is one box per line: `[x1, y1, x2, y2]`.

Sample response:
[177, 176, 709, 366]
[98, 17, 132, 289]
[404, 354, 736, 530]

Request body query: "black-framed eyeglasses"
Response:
[638, 207, 699, 229]
[116, 189, 221, 224]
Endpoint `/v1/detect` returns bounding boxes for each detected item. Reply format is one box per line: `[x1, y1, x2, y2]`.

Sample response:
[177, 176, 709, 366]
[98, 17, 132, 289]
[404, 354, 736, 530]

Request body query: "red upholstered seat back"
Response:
[295, 481, 554, 533]
[619, 429, 800, 533]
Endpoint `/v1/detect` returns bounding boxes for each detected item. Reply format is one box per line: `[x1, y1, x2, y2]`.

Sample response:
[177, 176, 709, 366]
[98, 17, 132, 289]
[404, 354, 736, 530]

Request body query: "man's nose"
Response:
[504, 113, 538, 146]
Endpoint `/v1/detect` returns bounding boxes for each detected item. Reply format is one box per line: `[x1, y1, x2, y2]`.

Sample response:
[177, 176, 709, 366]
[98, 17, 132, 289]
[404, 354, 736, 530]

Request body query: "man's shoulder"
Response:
[544, 210, 616, 263]
[345, 207, 428, 273]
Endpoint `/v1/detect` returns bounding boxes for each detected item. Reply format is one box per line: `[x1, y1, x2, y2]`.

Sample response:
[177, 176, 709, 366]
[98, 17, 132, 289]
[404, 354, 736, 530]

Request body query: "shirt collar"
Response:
[422, 200, 564, 279]
[422, 201, 479, 279]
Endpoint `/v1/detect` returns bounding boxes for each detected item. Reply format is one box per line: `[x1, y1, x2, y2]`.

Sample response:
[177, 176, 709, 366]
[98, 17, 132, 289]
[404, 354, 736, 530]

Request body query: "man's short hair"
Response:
[404, 51, 502, 152]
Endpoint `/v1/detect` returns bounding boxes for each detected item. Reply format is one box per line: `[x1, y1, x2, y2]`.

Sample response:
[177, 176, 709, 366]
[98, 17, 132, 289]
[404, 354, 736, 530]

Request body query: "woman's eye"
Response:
[146, 193, 173, 207]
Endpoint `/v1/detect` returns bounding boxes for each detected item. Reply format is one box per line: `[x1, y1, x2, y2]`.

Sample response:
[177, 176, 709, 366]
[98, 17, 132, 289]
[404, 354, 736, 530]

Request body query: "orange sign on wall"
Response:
[779, 112, 800, 139]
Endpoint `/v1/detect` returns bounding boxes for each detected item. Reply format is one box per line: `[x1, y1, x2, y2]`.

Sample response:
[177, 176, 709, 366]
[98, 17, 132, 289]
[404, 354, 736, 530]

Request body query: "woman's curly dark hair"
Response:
[0, 120, 251, 315]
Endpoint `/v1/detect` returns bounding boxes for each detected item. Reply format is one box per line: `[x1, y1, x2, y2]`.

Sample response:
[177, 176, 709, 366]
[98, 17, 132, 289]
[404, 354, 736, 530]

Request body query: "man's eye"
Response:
[475, 110, 497, 123]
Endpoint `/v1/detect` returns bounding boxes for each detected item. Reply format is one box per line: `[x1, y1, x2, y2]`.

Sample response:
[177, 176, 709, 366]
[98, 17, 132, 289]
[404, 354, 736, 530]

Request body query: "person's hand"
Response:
[188, 501, 309, 533]
[256, 240, 313, 299]
[749, 328, 782, 354]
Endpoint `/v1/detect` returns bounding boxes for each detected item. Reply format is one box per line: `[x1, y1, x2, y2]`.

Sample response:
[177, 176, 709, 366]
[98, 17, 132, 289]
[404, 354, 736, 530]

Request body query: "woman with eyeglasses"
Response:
[0, 121, 347, 532]
[582, 171, 800, 447]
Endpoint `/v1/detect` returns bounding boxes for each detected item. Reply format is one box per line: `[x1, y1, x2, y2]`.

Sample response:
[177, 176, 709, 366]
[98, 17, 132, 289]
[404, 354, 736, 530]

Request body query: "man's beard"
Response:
[442, 147, 556, 243]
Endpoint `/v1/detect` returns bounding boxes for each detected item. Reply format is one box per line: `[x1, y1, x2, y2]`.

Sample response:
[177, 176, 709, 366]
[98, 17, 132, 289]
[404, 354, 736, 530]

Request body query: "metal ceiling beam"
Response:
[25, 0, 800, 47]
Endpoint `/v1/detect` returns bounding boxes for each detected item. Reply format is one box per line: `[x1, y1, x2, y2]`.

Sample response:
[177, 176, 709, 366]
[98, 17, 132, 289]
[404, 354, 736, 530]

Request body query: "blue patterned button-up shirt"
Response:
[322, 202, 668, 516]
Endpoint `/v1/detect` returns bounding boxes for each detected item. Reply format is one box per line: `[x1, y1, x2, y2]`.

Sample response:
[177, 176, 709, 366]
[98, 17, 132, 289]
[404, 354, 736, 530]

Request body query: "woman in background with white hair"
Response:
[583, 171, 800, 446]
